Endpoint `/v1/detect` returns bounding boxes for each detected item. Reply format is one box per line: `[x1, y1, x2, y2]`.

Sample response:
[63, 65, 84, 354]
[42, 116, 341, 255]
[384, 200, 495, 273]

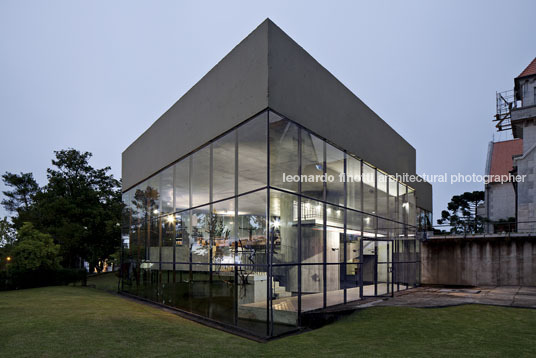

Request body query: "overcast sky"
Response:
[1, 0, 534, 221]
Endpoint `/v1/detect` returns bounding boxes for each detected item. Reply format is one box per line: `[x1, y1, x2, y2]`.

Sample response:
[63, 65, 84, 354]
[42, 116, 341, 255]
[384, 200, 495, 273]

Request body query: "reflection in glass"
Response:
[408, 188, 416, 228]
[190, 206, 210, 263]
[301, 132, 324, 200]
[377, 171, 388, 219]
[270, 190, 298, 264]
[362, 163, 376, 215]
[235, 190, 270, 335]
[160, 167, 174, 214]
[238, 112, 267, 194]
[325, 203, 344, 307]
[120, 109, 422, 337]
[326, 144, 345, 206]
[161, 215, 175, 271]
[271, 264, 298, 334]
[398, 183, 408, 228]
[326, 204, 343, 263]
[149, 217, 159, 263]
[121, 191, 131, 229]
[346, 156, 362, 211]
[146, 174, 161, 215]
[388, 177, 398, 223]
[174, 159, 189, 212]
[376, 240, 392, 296]
[174, 212, 190, 270]
[301, 197, 324, 303]
[237, 190, 267, 266]
[213, 131, 236, 201]
[212, 199, 235, 264]
[345, 210, 362, 302]
[191, 146, 210, 207]
[269, 113, 299, 192]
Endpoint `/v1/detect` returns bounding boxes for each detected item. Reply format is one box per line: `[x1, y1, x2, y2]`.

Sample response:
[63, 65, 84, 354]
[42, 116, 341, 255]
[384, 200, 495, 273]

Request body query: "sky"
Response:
[0, 0, 534, 221]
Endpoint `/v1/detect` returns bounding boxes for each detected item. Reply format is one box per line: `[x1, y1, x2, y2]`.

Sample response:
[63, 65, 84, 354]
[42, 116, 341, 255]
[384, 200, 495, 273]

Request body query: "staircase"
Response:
[273, 280, 292, 299]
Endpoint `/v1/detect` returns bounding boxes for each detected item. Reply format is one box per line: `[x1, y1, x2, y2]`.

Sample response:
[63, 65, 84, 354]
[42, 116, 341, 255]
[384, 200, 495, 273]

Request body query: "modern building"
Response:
[493, 57, 536, 233]
[120, 19, 432, 338]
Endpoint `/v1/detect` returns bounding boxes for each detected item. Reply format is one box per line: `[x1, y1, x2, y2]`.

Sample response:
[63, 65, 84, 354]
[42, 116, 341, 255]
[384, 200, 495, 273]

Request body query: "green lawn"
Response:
[0, 286, 535, 357]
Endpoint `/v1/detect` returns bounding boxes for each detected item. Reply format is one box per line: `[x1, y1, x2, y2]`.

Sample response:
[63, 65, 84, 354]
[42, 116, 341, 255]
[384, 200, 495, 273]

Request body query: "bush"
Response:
[10, 223, 61, 272]
[0, 268, 87, 291]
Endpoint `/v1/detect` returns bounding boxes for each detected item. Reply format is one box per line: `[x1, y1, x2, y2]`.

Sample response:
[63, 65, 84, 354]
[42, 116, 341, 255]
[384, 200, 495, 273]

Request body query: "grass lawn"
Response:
[0, 286, 535, 357]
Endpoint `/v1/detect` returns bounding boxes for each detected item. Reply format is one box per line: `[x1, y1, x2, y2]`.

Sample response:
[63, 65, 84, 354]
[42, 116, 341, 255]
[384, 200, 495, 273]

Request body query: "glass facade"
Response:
[120, 109, 426, 338]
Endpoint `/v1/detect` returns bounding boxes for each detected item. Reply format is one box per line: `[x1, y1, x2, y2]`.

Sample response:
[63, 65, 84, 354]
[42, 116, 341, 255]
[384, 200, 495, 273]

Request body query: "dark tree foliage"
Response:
[0, 217, 15, 271]
[0, 217, 15, 248]
[1, 149, 123, 272]
[9, 222, 61, 272]
[1, 172, 40, 228]
[437, 191, 485, 234]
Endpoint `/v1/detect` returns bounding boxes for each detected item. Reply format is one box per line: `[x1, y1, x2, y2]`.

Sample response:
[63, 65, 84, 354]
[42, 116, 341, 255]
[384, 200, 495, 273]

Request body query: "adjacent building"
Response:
[120, 19, 432, 338]
[483, 139, 523, 232]
[492, 57, 536, 233]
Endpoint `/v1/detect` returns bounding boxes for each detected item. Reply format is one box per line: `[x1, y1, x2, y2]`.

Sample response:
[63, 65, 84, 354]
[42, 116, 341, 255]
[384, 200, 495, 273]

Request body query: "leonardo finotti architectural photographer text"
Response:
[282, 172, 526, 185]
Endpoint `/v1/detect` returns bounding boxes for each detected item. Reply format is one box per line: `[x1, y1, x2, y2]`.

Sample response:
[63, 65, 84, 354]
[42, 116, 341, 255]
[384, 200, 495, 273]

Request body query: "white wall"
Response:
[486, 183, 516, 221]
[515, 144, 536, 233]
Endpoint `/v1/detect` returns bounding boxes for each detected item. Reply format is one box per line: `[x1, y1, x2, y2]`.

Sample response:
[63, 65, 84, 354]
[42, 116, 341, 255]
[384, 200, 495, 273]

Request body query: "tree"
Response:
[9, 222, 61, 273]
[1, 172, 39, 228]
[0, 217, 16, 272]
[0, 217, 15, 247]
[1, 149, 123, 272]
[32, 149, 122, 271]
[437, 191, 485, 234]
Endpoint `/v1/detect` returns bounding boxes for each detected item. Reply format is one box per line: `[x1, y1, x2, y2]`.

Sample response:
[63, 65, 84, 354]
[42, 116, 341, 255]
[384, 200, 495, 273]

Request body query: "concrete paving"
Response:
[357, 286, 536, 309]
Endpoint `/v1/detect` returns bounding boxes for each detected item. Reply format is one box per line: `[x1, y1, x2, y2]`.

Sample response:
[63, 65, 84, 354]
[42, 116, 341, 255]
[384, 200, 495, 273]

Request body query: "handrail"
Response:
[422, 220, 536, 237]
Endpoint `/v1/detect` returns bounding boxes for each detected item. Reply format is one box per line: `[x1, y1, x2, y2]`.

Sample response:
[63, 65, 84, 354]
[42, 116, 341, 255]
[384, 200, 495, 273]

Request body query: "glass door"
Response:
[341, 233, 361, 302]
[376, 240, 392, 296]
[362, 239, 392, 297]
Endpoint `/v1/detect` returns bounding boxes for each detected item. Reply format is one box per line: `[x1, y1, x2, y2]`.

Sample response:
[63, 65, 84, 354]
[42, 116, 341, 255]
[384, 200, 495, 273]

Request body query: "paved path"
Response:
[354, 286, 536, 309]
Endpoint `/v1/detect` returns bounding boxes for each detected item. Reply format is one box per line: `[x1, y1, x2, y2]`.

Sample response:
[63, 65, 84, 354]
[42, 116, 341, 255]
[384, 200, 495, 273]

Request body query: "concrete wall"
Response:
[519, 77, 536, 107]
[266, 23, 415, 180]
[521, 123, 536, 152]
[515, 143, 536, 233]
[265, 22, 432, 211]
[121, 21, 270, 190]
[485, 183, 516, 221]
[422, 236, 536, 286]
[512, 107, 536, 138]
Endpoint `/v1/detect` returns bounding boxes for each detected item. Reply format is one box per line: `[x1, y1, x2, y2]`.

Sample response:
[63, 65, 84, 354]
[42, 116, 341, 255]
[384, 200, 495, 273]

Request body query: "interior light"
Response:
[271, 218, 280, 229]
[153, 209, 159, 215]
[166, 215, 175, 224]
[214, 210, 235, 216]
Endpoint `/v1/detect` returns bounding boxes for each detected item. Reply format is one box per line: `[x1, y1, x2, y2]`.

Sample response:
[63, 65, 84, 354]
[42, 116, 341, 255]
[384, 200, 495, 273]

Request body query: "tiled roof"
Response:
[488, 139, 523, 182]
[517, 57, 536, 78]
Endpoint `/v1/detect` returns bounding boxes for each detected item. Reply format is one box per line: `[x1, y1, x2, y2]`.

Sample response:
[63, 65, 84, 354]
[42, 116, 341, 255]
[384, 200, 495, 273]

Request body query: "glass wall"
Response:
[121, 109, 422, 338]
